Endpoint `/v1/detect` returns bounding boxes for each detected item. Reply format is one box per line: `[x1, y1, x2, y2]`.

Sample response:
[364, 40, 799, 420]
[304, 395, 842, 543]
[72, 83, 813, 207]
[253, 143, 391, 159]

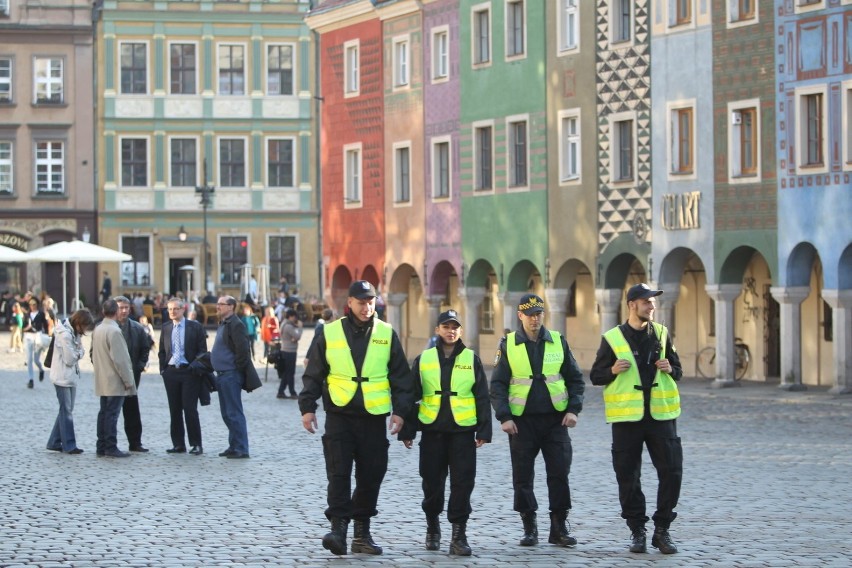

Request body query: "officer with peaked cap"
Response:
[490, 293, 585, 548]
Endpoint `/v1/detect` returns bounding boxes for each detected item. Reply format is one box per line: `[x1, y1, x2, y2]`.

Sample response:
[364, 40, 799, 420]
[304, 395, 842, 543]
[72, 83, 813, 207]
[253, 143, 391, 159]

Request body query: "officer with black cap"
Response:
[299, 280, 414, 556]
[490, 293, 585, 548]
[590, 283, 683, 555]
[400, 309, 492, 556]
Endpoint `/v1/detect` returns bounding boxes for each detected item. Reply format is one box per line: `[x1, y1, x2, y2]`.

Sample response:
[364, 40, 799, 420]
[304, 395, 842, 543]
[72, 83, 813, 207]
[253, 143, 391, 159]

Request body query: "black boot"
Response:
[449, 522, 472, 556]
[351, 519, 383, 555]
[651, 526, 678, 554]
[425, 516, 441, 551]
[519, 512, 538, 546]
[322, 517, 349, 556]
[548, 511, 577, 547]
[629, 525, 647, 553]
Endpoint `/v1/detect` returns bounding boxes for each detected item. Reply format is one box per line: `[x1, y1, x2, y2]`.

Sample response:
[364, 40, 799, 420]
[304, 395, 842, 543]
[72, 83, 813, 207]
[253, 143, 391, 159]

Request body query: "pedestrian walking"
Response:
[299, 280, 415, 556]
[589, 283, 683, 555]
[22, 297, 49, 388]
[114, 296, 152, 453]
[490, 293, 585, 548]
[260, 306, 280, 362]
[240, 304, 261, 361]
[8, 301, 23, 353]
[276, 308, 302, 399]
[46, 309, 94, 454]
[400, 309, 492, 556]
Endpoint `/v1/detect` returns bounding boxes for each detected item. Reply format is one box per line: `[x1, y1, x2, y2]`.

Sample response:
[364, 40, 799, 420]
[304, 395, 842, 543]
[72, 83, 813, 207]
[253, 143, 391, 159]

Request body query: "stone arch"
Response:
[785, 242, 818, 288]
[506, 259, 541, 292]
[330, 265, 353, 313]
[839, 244, 852, 290]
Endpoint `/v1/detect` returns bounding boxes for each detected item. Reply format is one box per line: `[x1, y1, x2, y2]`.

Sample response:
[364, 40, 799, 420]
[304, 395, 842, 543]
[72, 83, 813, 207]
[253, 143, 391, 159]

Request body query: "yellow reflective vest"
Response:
[602, 322, 681, 423]
[417, 347, 477, 426]
[325, 319, 392, 415]
[506, 331, 569, 416]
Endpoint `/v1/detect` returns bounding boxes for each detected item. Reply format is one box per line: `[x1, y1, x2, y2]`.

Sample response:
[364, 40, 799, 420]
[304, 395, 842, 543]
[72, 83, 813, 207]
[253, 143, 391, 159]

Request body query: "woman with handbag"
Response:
[46, 309, 94, 454]
[22, 298, 49, 388]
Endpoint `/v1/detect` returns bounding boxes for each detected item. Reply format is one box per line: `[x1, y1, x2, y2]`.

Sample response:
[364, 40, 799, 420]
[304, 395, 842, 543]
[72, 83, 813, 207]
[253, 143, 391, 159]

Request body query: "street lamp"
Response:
[196, 159, 215, 293]
[178, 225, 187, 242]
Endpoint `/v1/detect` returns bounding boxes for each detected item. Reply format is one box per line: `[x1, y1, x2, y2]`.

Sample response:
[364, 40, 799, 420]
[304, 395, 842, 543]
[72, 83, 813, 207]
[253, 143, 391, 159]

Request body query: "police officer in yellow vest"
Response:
[299, 280, 415, 556]
[590, 283, 683, 555]
[399, 309, 491, 556]
[490, 293, 585, 548]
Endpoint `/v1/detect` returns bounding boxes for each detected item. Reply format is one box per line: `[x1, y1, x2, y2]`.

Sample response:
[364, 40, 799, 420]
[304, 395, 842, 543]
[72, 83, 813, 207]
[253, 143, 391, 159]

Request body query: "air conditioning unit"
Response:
[731, 111, 742, 125]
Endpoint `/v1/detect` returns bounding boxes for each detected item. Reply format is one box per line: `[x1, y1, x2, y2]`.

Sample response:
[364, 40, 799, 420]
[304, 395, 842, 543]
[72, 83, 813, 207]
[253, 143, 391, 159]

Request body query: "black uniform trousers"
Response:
[509, 413, 572, 514]
[419, 430, 476, 523]
[122, 372, 143, 447]
[322, 412, 389, 521]
[611, 416, 682, 529]
[276, 351, 298, 397]
[163, 366, 203, 448]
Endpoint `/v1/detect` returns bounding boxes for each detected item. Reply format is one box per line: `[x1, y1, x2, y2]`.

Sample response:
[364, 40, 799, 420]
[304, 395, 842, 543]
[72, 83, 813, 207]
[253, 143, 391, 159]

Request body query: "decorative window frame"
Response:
[343, 142, 363, 208]
[558, 108, 582, 185]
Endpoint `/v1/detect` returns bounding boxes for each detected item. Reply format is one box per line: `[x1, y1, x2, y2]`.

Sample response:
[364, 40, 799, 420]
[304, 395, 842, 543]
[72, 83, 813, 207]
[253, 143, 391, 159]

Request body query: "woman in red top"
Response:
[260, 306, 280, 362]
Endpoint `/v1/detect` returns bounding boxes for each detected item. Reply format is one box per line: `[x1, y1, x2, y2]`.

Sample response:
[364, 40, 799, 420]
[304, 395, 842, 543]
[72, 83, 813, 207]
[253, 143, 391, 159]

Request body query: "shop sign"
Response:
[661, 191, 701, 230]
[0, 232, 29, 251]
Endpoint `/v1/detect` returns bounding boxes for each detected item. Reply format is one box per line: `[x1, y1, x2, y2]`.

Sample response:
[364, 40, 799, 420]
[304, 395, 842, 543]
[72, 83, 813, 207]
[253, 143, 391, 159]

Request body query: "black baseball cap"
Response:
[627, 283, 663, 302]
[517, 294, 545, 315]
[348, 280, 377, 299]
[437, 309, 462, 326]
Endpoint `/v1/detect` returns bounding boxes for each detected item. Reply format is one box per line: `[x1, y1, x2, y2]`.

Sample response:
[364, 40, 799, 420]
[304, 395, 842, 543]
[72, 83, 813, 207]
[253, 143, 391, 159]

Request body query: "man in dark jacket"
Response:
[400, 309, 491, 556]
[490, 293, 585, 548]
[300, 280, 414, 557]
[114, 296, 152, 452]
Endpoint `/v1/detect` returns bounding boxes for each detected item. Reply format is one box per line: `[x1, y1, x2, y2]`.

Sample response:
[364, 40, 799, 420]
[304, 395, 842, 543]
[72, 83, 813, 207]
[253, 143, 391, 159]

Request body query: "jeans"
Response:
[25, 333, 46, 381]
[215, 370, 249, 455]
[96, 396, 126, 454]
[47, 385, 78, 452]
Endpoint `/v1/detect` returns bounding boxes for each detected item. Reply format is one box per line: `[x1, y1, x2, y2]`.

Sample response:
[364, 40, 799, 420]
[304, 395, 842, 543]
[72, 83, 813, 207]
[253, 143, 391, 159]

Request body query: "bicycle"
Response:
[695, 338, 751, 380]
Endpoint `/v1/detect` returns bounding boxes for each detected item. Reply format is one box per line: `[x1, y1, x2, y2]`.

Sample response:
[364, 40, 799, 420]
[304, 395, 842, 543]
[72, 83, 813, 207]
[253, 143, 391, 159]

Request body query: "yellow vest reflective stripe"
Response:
[325, 319, 392, 415]
[602, 322, 681, 423]
[417, 348, 477, 426]
[505, 331, 569, 416]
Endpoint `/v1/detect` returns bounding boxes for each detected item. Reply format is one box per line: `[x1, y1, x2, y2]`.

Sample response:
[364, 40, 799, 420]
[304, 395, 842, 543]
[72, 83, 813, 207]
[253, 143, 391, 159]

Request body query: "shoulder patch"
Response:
[493, 348, 502, 367]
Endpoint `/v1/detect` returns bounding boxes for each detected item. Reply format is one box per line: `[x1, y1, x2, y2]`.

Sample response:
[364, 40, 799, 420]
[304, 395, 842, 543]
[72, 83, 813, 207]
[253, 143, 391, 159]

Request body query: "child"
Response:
[240, 305, 261, 361]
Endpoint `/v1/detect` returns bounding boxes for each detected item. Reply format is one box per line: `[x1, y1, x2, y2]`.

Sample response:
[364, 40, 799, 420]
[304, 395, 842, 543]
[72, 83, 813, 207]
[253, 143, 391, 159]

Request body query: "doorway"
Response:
[763, 284, 780, 380]
[168, 258, 194, 297]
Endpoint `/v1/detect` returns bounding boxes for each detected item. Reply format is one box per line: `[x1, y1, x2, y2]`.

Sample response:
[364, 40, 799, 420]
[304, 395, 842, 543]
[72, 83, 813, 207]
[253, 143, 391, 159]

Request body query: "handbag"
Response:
[43, 335, 56, 368]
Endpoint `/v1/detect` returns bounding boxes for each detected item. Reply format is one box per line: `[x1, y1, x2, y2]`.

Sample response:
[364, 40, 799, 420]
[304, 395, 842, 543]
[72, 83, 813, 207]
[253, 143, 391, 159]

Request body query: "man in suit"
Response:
[159, 297, 208, 455]
[114, 296, 152, 453]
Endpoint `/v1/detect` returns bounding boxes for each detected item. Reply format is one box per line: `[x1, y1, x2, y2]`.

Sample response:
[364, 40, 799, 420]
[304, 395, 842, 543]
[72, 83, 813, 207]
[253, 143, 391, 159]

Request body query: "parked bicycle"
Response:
[695, 338, 751, 380]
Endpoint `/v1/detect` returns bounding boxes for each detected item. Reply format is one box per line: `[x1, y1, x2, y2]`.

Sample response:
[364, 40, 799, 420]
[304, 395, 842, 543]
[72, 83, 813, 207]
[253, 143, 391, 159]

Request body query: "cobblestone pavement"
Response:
[1, 328, 850, 567]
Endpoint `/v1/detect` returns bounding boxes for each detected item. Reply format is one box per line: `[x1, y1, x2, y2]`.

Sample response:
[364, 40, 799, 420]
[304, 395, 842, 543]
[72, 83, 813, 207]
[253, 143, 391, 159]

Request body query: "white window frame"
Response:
[344, 142, 362, 208]
[471, 3, 492, 68]
[34, 140, 65, 194]
[266, 43, 296, 96]
[431, 26, 450, 83]
[118, 40, 149, 95]
[119, 234, 153, 288]
[609, 0, 633, 46]
[505, 0, 527, 60]
[667, 100, 696, 180]
[726, 0, 759, 28]
[119, 136, 150, 188]
[794, 0, 824, 15]
[393, 35, 410, 89]
[558, 108, 581, 185]
[168, 41, 198, 96]
[794, 84, 829, 175]
[217, 43, 247, 96]
[506, 115, 530, 191]
[344, 39, 360, 98]
[727, 98, 762, 183]
[33, 56, 63, 104]
[265, 136, 297, 189]
[557, 0, 579, 54]
[609, 110, 637, 185]
[0, 140, 12, 194]
[842, 79, 852, 172]
[472, 120, 495, 193]
[431, 136, 452, 201]
[168, 136, 200, 189]
[393, 141, 412, 206]
[217, 136, 248, 188]
[219, 234, 250, 287]
[0, 0, 9, 16]
[0, 57, 12, 103]
[266, 233, 300, 289]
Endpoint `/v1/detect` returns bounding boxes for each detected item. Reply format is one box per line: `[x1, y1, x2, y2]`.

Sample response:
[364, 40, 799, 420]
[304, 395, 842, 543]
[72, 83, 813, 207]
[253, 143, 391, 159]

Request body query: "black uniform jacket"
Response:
[490, 326, 585, 424]
[299, 313, 414, 419]
[399, 339, 492, 443]
[158, 318, 208, 372]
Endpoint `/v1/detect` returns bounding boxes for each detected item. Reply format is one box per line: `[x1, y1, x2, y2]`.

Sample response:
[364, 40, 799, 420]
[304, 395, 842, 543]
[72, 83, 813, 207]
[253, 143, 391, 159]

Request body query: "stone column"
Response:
[545, 288, 570, 335]
[654, 285, 680, 332]
[459, 288, 486, 348]
[769, 286, 810, 391]
[822, 289, 852, 394]
[705, 284, 742, 388]
[501, 291, 526, 333]
[595, 288, 623, 336]
[425, 295, 445, 328]
[385, 292, 408, 336]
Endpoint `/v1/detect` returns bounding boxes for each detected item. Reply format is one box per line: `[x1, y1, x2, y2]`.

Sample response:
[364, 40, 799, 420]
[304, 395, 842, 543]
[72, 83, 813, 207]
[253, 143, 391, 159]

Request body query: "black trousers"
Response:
[611, 417, 683, 529]
[276, 351, 297, 396]
[322, 412, 389, 521]
[163, 367, 203, 448]
[122, 372, 143, 447]
[509, 413, 572, 514]
[420, 430, 476, 523]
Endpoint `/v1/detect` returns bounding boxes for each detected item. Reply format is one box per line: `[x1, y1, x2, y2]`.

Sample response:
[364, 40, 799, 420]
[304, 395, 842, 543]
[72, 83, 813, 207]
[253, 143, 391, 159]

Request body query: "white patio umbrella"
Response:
[0, 244, 29, 262]
[26, 240, 131, 315]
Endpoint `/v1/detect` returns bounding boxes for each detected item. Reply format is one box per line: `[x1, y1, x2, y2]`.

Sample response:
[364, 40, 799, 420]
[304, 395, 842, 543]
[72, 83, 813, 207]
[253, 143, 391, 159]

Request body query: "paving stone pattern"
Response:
[1, 329, 850, 567]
